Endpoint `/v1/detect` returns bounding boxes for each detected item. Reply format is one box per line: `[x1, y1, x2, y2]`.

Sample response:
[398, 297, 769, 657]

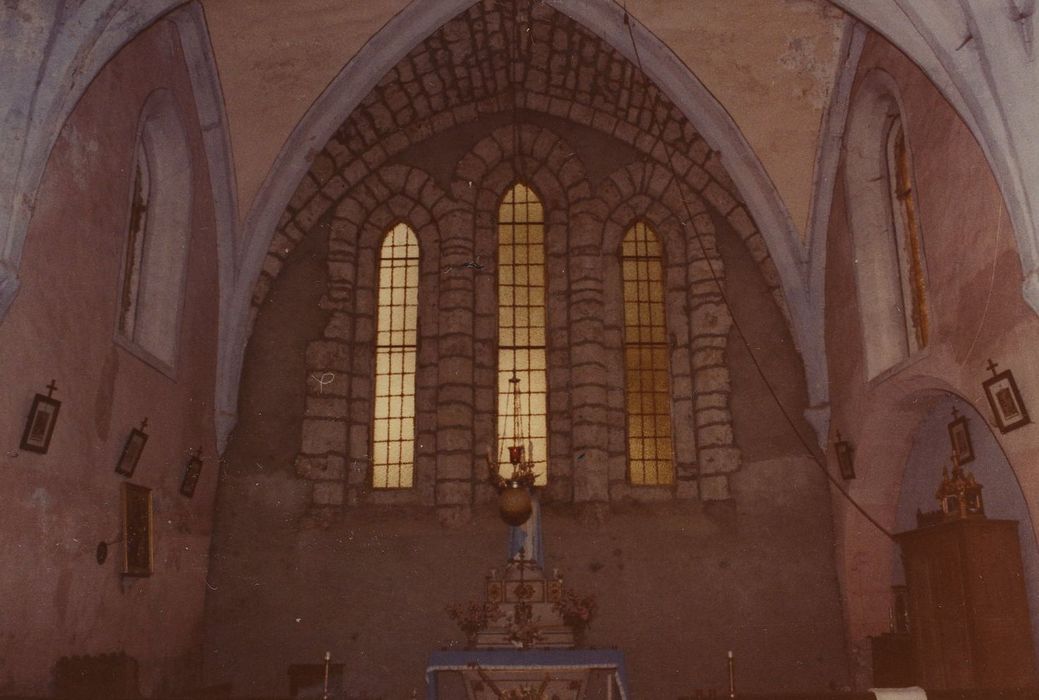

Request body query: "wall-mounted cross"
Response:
[986, 358, 1000, 376]
[139, 417, 149, 433]
[45, 379, 58, 398]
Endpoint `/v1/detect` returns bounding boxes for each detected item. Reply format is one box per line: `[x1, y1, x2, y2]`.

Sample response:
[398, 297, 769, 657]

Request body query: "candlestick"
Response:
[322, 651, 331, 700]
[727, 649, 735, 699]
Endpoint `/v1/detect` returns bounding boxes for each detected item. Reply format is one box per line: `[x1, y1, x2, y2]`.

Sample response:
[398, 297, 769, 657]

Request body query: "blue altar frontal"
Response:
[426, 649, 631, 700]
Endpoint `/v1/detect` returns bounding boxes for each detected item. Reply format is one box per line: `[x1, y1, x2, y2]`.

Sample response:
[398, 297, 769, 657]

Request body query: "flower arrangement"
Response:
[552, 587, 598, 637]
[446, 600, 502, 645]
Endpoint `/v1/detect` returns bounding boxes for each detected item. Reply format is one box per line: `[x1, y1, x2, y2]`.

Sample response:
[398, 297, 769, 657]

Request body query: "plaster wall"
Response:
[824, 30, 1039, 686]
[199, 0, 411, 217]
[0, 20, 222, 697]
[200, 0, 843, 236]
[631, 0, 845, 237]
[204, 117, 848, 697]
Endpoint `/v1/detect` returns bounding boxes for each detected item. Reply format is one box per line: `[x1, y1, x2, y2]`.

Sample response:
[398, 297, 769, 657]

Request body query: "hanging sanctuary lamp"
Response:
[487, 374, 538, 527]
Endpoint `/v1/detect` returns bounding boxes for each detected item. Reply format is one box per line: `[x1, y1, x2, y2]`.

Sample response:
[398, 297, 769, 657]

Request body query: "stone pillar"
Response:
[414, 223, 442, 506]
[544, 212, 573, 502]
[295, 215, 358, 511]
[436, 207, 476, 525]
[347, 242, 377, 501]
[666, 249, 698, 500]
[567, 205, 609, 503]
[686, 212, 739, 501]
[472, 205, 498, 505]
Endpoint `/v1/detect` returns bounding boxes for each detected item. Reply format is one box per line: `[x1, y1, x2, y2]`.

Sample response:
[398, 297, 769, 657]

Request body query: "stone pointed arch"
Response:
[596, 160, 746, 501]
[297, 164, 450, 512]
[452, 123, 595, 504]
[222, 0, 815, 454]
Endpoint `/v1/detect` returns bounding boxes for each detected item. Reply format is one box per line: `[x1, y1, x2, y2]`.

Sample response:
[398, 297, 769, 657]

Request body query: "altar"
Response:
[430, 383, 631, 700]
[426, 649, 630, 700]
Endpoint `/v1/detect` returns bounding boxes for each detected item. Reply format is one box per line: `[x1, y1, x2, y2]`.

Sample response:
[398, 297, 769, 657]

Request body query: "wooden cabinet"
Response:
[896, 518, 1037, 690]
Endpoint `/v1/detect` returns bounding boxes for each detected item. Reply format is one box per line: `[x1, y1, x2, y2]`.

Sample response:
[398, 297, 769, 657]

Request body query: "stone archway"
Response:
[219, 0, 809, 445]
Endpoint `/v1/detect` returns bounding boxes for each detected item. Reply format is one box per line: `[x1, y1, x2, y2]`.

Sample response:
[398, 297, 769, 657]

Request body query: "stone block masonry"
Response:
[260, 0, 793, 516]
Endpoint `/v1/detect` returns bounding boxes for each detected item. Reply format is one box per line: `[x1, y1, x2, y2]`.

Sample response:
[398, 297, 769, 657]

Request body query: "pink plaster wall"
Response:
[825, 31, 1039, 686]
[0, 19, 221, 697]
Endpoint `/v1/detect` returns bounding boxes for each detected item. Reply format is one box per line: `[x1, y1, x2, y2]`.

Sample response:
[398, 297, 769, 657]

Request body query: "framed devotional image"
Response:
[115, 425, 148, 477]
[20, 392, 61, 454]
[983, 368, 1031, 434]
[122, 482, 153, 577]
[179, 451, 203, 498]
[947, 413, 974, 464]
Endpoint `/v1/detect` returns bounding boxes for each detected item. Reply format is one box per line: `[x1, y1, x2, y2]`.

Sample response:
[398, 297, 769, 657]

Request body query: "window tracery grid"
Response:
[497, 184, 548, 485]
[372, 223, 419, 489]
[622, 222, 674, 485]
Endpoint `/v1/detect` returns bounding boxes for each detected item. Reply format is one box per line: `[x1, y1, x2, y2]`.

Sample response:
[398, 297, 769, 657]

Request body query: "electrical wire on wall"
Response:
[615, 0, 895, 541]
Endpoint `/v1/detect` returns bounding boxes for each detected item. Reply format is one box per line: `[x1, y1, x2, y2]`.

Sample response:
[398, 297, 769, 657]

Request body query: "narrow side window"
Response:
[621, 222, 674, 485]
[372, 223, 420, 489]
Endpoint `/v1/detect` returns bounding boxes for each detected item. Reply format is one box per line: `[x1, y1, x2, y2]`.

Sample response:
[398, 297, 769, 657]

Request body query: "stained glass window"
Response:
[372, 223, 419, 488]
[497, 184, 548, 485]
[622, 223, 674, 485]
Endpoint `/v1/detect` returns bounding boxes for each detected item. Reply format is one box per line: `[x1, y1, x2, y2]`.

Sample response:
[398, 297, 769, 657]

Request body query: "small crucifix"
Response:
[45, 379, 58, 398]
[986, 358, 1000, 376]
[139, 417, 149, 433]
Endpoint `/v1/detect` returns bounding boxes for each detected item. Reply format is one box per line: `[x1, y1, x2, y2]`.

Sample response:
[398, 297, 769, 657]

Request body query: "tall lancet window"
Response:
[845, 75, 930, 379]
[622, 223, 674, 485]
[372, 223, 419, 489]
[497, 184, 548, 485]
[115, 89, 192, 372]
[887, 118, 929, 353]
[119, 150, 151, 339]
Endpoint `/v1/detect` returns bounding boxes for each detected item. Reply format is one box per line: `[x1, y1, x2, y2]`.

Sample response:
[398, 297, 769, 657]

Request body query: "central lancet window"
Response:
[497, 184, 548, 485]
[622, 222, 674, 485]
[372, 223, 419, 489]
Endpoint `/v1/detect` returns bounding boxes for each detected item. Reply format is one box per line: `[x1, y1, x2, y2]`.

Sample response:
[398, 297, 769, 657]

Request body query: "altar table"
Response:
[426, 649, 630, 700]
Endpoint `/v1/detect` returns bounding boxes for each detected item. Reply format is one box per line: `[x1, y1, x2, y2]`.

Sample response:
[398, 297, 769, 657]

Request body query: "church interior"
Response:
[5, 1, 1039, 698]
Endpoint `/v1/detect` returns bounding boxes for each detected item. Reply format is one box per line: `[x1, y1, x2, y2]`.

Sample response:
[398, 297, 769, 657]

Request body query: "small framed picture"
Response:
[983, 369, 1031, 434]
[20, 393, 61, 454]
[834, 431, 855, 480]
[115, 426, 148, 477]
[948, 414, 974, 464]
[122, 483, 153, 577]
[180, 451, 203, 498]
